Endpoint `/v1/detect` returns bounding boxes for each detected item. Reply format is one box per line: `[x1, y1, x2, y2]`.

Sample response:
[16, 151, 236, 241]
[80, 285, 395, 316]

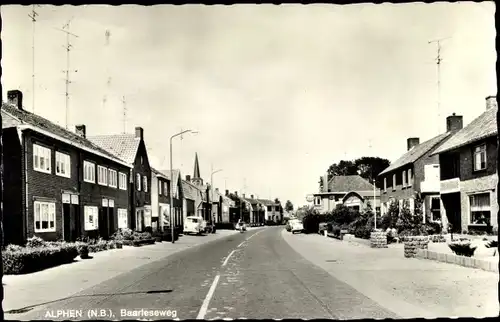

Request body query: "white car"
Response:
[184, 216, 204, 235]
[290, 219, 304, 234]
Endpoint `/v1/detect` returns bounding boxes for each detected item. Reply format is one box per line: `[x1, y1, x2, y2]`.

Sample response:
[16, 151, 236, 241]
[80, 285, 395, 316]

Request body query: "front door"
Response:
[72, 204, 81, 241]
[108, 206, 115, 238]
[63, 203, 71, 242]
[442, 193, 462, 233]
[99, 207, 110, 239]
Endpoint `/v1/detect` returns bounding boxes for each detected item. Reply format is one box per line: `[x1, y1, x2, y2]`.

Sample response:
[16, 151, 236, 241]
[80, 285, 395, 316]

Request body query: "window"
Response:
[408, 168, 413, 187]
[159, 180, 163, 195]
[430, 197, 441, 222]
[34, 201, 56, 232]
[402, 171, 407, 188]
[83, 161, 96, 183]
[33, 144, 51, 174]
[55, 152, 71, 178]
[97, 166, 108, 186]
[473, 144, 487, 171]
[164, 182, 168, 196]
[383, 178, 387, 193]
[267, 205, 272, 211]
[118, 209, 128, 229]
[84, 206, 99, 230]
[143, 176, 148, 192]
[392, 174, 396, 191]
[108, 169, 118, 188]
[469, 193, 491, 225]
[136, 173, 141, 191]
[119, 172, 127, 190]
[275, 206, 280, 212]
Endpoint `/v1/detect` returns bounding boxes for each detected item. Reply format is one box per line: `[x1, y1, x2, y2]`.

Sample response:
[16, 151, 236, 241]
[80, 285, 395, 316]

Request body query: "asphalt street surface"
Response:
[15, 227, 398, 320]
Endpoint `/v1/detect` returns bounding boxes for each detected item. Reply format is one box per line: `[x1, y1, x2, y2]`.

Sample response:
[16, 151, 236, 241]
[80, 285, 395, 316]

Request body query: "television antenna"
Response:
[428, 37, 451, 134]
[121, 96, 127, 134]
[55, 18, 79, 129]
[28, 5, 41, 113]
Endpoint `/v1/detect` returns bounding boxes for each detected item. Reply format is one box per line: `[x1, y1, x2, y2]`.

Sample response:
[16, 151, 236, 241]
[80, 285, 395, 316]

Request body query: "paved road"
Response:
[16, 227, 397, 320]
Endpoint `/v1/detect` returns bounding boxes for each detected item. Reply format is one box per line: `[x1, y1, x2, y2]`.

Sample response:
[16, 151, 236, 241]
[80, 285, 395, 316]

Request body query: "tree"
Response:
[319, 157, 390, 190]
[285, 200, 294, 212]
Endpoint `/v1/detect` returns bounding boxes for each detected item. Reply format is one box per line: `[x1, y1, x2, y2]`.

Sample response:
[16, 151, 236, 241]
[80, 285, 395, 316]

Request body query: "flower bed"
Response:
[111, 228, 156, 247]
[2, 237, 78, 275]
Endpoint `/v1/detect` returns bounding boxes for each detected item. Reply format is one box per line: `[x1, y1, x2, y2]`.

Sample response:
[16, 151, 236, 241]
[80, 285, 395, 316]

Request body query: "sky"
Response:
[1, 3, 497, 208]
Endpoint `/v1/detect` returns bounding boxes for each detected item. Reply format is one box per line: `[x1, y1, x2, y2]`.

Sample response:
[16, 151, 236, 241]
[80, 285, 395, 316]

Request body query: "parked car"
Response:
[290, 219, 304, 234]
[184, 216, 204, 235]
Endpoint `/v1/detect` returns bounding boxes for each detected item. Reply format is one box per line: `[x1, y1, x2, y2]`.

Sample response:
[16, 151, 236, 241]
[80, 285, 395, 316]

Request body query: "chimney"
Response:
[215, 188, 219, 192]
[251, 194, 254, 199]
[75, 124, 86, 138]
[186, 175, 191, 182]
[407, 138, 420, 151]
[135, 126, 144, 140]
[225, 189, 229, 196]
[446, 113, 463, 132]
[486, 96, 497, 110]
[7, 90, 23, 110]
[242, 194, 246, 199]
[323, 173, 328, 193]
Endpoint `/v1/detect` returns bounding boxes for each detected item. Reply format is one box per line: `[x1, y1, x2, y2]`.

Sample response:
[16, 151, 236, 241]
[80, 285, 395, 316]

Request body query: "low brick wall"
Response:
[416, 249, 499, 273]
[403, 236, 429, 258]
[370, 231, 388, 248]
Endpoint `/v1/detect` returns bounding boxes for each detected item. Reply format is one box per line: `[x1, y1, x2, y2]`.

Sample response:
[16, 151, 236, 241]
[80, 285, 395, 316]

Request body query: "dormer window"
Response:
[473, 144, 487, 171]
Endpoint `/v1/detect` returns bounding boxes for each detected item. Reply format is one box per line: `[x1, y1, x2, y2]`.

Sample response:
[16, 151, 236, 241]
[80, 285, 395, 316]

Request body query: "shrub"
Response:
[26, 236, 47, 248]
[107, 240, 117, 249]
[5, 244, 24, 252]
[485, 240, 498, 248]
[448, 242, 477, 257]
[76, 242, 90, 259]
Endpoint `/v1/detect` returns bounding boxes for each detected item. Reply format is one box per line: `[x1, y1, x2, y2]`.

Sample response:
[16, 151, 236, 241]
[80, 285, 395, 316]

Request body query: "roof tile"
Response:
[88, 134, 140, 164]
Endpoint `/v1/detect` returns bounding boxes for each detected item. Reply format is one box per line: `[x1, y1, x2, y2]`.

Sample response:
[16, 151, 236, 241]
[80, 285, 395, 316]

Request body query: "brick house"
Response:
[313, 175, 380, 214]
[242, 194, 265, 224]
[182, 177, 199, 219]
[2, 90, 132, 244]
[213, 189, 235, 223]
[160, 169, 184, 229]
[431, 96, 498, 234]
[257, 198, 282, 223]
[151, 167, 170, 232]
[377, 113, 464, 221]
[88, 128, 152, 232]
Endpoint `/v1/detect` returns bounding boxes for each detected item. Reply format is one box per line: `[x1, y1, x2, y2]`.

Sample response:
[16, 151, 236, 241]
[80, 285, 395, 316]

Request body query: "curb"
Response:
[416, 249, 499, 273]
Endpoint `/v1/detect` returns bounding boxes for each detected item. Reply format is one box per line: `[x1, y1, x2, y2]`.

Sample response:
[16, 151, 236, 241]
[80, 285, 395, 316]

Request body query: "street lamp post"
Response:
[170, 129, 197, 244]
[211, 166, 223, 226]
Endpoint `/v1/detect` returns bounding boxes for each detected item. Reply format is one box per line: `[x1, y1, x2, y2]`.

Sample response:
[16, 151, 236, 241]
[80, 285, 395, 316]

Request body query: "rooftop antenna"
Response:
[428, 37, 451, 134]
[28, 5, 40, 113]
[55, 18, 79, 130]
[121, 96, 127, 133]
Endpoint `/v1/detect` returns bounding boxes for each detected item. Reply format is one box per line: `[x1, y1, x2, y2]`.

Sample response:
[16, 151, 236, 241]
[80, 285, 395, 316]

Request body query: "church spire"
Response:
[192, 152, 203, 186]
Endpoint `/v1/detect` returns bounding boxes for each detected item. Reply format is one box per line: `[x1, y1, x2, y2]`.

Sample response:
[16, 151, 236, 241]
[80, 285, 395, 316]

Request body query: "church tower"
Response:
[192, 152, 204, 186]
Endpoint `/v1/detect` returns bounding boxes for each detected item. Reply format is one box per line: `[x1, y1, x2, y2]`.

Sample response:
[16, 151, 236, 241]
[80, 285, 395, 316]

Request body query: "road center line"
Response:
[222, 250, 236, 267]
[237, 241, 245, 248]
[246, 229, 264, 241]
[197, 274, 220, 319]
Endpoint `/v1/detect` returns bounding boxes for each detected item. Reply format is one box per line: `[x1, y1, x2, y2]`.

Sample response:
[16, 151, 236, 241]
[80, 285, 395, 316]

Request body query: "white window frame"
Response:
[119, 172, 127, 190]
[117, 208, 128, 229]
[136, 173, 141, 191]
[33, 144, 52, 174]
[383, 178, 387, 193]
[402, 170, 407, 188]
[97, 166, 108, 186]
[469, 192, 491, 225]
[143, 176, 148, 193]
[407, 168, 413, 187]
[159, 180, 163, 195]
[55, 151, 71, 178]
[473, 144, 487, 171]
[34, 201, 56, 232]
[108, 169, 118, 188]
[84, 206, 99, 231]
[83, 161, 96, 183]
[164, 182, 168, 196]
[392, 174, 396, 191]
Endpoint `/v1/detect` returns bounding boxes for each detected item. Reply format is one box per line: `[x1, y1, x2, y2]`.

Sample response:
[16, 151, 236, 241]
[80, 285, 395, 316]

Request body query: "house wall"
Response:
[131, 140, 151, 230]
[151, 173, 159, 222]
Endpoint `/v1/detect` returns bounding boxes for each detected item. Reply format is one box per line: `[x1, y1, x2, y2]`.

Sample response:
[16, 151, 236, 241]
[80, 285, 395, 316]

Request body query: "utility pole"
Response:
[28, 5, 40, 113]
[428, 37, 451, 135]
[56, 19, 79, 130]
[369, 139, 377, 230]
[121, 96, 127, 134]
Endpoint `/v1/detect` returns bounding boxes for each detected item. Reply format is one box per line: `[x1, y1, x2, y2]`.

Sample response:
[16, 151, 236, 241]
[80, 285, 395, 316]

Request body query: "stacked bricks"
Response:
[404, 236, 429, 258]
[430, 234, 446, 243]
[370, 231, 388, 248]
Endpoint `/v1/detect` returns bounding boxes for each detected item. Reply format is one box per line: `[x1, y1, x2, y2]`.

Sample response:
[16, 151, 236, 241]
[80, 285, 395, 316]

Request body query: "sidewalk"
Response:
[3, 230, 239, 315]
[282, 230, 499, 318]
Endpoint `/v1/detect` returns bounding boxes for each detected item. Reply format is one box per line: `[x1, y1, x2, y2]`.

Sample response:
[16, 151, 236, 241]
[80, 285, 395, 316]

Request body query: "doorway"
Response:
[63, 203, 71, 242]
[107, 206, 115, 237]
[99, 206, 110, 239]
[441, 192, 462, 233]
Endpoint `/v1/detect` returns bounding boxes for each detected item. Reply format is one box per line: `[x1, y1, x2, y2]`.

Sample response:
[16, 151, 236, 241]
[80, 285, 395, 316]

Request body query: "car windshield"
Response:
[188, 218, 199, 223]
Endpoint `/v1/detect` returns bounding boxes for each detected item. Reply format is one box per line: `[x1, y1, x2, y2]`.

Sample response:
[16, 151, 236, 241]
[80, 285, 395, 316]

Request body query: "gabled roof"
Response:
[181, 179, 200, 201]
[257, 199, 277, 205]
[326, 175, 376, 192]
[88, 134, 141, 165]
[1, 102, 131, 168]
[151, 167, 168, 180]
[432, 106, 498, 155]
[213, 190, 235, 206]
[378, 132, 451, 176]
[159, 169, 182, 196]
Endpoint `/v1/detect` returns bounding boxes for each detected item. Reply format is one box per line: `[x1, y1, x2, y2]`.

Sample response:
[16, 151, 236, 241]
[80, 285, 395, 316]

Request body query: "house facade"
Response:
[242, 194, 265, 224]
[160, 169, 183, 229]
[378, 113, 463, 221]
[88, 127, 152, 232]
[313, 175, 380, 214]
[151, 168, 170, 232]
[257, 199, 282, 223]
[2, 90, 132, 245]
[432, 96, 498, 233]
